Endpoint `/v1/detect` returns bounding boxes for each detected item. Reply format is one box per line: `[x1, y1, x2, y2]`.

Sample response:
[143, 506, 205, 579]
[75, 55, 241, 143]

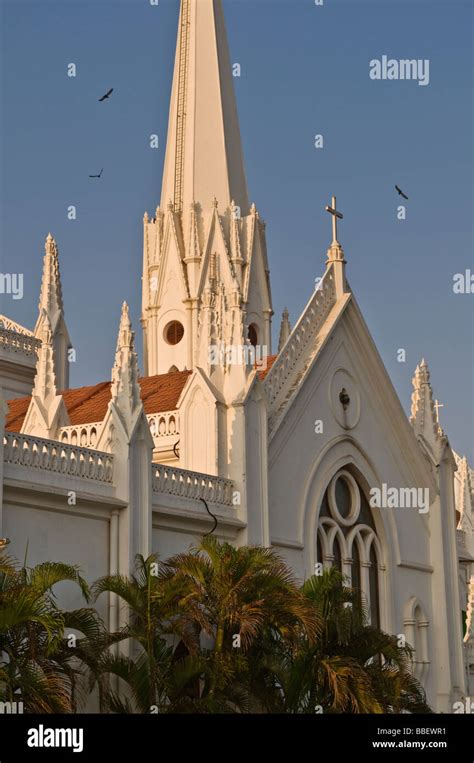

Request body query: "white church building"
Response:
[0, 0, 473, 713]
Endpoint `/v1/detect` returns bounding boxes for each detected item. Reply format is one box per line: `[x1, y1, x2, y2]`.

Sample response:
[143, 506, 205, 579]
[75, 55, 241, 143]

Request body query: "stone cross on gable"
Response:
[325, 195, 343, 244]
[434, 399, 444, 423]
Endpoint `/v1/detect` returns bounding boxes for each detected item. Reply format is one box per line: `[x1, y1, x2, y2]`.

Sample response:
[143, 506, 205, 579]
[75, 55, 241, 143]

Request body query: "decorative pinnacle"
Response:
[116, 301, 133, 350]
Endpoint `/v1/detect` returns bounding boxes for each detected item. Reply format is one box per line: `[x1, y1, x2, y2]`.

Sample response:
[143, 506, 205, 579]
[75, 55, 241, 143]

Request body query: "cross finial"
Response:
[434, 399, 444, 423]
[325, 195, 343, 244]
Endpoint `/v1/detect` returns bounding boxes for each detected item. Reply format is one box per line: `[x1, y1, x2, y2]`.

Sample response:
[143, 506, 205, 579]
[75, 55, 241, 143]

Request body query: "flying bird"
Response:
[89, 168, 103, 179]
[98, 88, 114, 102]
[395, 185, 409, 200]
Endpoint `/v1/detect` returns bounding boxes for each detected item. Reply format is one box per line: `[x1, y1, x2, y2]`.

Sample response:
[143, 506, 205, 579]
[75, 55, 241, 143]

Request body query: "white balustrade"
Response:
[0, 328, 41, 358]
[3, 431, 113, 483]
[147, 411, 179, 442]
[152, 464, 233, 506]
[59, 423, 102, 449]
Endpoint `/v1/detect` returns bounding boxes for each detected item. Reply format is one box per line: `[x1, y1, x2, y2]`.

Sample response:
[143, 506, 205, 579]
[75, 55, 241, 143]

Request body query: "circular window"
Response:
[328, 470, 360, 526]
[164, 321, 184, 346]
[248, 323, 258, 347]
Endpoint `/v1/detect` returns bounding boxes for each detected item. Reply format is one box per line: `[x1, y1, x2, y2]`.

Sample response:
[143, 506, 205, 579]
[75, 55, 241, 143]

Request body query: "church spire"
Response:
[160, 0, 249, 216]
[142, 0, 272, 377]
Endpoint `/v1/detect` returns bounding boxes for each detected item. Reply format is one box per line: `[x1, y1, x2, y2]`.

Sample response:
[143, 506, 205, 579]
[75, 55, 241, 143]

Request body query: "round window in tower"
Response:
[164, 321, 184, 346]
[248, 323, 258, 347]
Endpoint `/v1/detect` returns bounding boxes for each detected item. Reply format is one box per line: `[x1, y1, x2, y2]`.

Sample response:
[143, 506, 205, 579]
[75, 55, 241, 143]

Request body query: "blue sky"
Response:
[0, 0, 472, 458]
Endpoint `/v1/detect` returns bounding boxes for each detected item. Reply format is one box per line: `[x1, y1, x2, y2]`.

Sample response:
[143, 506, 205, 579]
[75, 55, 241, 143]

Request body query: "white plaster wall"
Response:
[4, 503, 109, 618]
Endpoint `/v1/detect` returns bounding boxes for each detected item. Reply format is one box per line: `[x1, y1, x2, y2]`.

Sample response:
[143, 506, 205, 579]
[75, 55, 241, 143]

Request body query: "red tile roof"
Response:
[258, 354, 277, 381]
[6, 355, 278, 433]
[5, 370, 192, 432]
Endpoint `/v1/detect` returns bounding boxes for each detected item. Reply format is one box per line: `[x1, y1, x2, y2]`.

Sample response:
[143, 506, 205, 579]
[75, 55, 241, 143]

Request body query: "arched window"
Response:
[248, 323, 258, 347]
[404, 599, 430, 683]
[316, 468, 384, 627]
[332, 536, 342, 572]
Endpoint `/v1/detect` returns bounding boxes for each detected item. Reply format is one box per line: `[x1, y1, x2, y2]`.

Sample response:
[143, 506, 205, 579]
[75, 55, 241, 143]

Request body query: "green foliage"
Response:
[0, 543, 432, 714]
[0, 553, 108, 712]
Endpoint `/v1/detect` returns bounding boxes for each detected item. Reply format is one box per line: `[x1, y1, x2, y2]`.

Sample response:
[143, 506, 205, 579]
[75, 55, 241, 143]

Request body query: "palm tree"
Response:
[91, 553, 185, 713]
[248, 567, 431, 714]
[92, 540, 320, 713]
[0, 552, 104, 713]
[159, 536, 320, 712]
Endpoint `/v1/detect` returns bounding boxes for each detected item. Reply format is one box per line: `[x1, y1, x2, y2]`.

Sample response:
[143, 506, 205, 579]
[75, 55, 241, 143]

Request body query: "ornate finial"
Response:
[212, 197, 218, 209]
[250, 202, 257, 215]
[167, 199, 174, 212]
[143, 211, 149, 224]
[45, 232, 57, 255]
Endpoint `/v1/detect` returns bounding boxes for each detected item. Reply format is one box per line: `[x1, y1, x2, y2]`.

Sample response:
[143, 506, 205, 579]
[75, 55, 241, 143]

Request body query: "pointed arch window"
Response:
[248, 324, 258, 348]
[332, 536, 342, 573]
[403, 599, 430, 683]
[316, 468, 384, 627]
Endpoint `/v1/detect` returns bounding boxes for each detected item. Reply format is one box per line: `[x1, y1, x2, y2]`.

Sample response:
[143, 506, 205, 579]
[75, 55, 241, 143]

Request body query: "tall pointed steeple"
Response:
[142, 0, 272, 379]
[161, 0, 249, 216]
[34, 233, 71, 391]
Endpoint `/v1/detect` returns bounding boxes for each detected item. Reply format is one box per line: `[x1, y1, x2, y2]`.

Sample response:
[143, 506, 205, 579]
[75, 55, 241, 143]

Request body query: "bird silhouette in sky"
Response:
[395, 185, 409, 200]
[98, 88, 113, 102]
[89, 168, 103, 179]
